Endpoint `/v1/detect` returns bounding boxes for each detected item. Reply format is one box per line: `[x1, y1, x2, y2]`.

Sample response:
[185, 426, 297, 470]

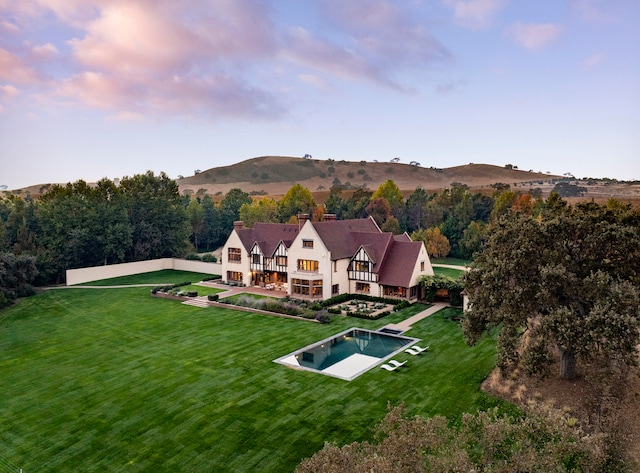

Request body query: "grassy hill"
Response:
[178, 156, 560, 199]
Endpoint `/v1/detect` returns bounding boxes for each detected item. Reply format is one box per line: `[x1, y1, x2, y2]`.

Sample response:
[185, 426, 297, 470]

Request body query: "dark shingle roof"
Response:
[377, 240, 424, 287]
[311, 217, 380, 259]
[237, 223, 299, 255]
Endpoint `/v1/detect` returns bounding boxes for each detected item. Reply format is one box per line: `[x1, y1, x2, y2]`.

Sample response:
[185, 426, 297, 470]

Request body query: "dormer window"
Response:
[302, 239, 314, 249]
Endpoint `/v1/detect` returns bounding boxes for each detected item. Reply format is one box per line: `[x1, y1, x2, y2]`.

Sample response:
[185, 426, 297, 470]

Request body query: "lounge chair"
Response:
[380, 359, 407, 371]
[405, 348, 421, 355]
[412, 345, 429, 352]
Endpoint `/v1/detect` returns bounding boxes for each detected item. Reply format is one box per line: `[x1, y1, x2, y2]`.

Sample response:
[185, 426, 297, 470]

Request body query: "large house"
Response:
[221, 214, 434, 301]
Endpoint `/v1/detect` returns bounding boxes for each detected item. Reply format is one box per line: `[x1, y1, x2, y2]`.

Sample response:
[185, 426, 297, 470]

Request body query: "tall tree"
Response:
[463, 202, 640, 380]
[186, 198, 205, 250]
[405, 187, 431, 233]
[365, 198, 392, 228]
[239, 197, 278, 227]
[277, 184, 316, 222]
[120, 171, 189, 261]
[218, 188, 252, 242]
[200, 194, 222, 250]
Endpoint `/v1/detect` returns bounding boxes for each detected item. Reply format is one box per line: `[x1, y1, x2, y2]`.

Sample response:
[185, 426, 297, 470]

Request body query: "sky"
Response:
[1, 0, 639, 190]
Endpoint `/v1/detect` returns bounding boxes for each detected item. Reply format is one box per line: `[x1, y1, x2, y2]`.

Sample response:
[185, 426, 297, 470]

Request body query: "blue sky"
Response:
[1, 0, 639, 189]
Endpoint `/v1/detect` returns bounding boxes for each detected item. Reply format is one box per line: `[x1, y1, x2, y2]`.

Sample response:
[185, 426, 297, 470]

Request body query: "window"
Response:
[420, 261, 425, 271]
[276, 256, 287, 267]
[354, 261, 370, 272]
[302, 239, 314, 248]
[292, 278, 310, 295]
[297, 259, 319, 272]
[384, 286, 407, 298]
[292, 278, 322, 297]
[356, 282, 370, 293]
[228, 247, 241, 263]
[312, 279, 323, 296]
[410, 286, 418, 298]
[252, 254, 261, 264]
[227, 271, 243, 282]
[332, 284, 339, 295]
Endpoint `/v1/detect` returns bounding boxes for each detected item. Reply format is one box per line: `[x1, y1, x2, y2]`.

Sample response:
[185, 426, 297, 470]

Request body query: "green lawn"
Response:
[0, 274, 510, 472]
[433, 266, 466, 279]
[76, 270, 218, 286]
[430, 257, 472, 267]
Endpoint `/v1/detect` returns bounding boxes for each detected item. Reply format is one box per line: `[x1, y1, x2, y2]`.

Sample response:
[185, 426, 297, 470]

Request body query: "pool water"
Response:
[274, 328, 420, 381]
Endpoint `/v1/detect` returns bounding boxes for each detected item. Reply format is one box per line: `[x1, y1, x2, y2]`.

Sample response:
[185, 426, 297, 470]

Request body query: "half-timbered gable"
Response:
[348, 246, 377, 282]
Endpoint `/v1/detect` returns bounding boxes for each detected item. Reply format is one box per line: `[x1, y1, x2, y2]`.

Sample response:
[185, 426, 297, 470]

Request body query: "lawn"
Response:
[0, 273, 511, 472]
[76, 270, 218, 286]
[433, 266, 466, 279]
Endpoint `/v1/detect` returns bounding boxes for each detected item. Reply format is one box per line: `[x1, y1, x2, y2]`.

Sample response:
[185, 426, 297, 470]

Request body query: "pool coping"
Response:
[273, 327, 421, 381]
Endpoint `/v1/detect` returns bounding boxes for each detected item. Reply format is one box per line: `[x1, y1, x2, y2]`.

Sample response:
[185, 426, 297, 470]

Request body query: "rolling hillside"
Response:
[177, 156, 560, 199]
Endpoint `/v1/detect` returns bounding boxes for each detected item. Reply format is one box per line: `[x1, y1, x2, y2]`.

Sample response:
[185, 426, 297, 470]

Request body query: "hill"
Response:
[177, 156, 561, 200]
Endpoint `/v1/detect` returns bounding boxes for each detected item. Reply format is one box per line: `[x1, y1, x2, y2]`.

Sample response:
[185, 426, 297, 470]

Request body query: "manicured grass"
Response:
[0, 282, 511, 472]
[430, 257, 472, 267]
[433, 266, 466, 279]
[76, 270, 219, 286]
[177, 284, 225, 296]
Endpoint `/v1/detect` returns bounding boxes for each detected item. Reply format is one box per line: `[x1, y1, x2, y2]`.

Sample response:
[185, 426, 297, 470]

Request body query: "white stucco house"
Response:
[220, 214, 434, 301]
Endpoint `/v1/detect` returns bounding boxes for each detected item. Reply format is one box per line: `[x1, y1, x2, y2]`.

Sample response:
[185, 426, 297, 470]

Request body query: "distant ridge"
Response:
[177, 156, 560, 198]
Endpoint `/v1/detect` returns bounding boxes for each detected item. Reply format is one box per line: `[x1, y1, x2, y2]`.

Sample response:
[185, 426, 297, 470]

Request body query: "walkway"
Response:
[380, 302, 449, 333]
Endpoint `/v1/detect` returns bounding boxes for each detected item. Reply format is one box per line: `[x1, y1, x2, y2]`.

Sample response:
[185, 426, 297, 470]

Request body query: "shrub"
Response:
[207, 294, 219, 301]
[185, 254, 202, 261]
[327, 307, 342, 315]
[201, 254, 217, 263]
[315, 310, 332, 324]
[393, 301, 411, 311]
[186, 291, 198, 297]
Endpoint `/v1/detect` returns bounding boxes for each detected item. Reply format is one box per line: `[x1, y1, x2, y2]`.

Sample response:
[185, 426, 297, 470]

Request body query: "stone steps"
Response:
[182, 298, 210, 308]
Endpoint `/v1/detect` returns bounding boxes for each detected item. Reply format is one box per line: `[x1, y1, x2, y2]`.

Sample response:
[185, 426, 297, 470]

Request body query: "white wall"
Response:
[66, 259, 222, 285]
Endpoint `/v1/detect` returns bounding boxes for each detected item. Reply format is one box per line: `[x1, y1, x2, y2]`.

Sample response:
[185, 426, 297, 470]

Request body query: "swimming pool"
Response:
[274, 328, 420, 381]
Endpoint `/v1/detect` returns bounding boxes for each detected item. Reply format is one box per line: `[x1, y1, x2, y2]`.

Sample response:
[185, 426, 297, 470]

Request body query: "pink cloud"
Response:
[0, 47, 42, 83]
[30, 42, 60, 59]
[294, 0, 450, 90]
[506, 22, 563, 50]
[0, 0, 452, 119]
[443, 0, 508, 30]
[1, 84, 20, 98]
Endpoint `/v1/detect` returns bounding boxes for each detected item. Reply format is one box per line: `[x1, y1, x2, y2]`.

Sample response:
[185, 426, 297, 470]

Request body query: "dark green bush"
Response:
[393, 301, 411, 311]
[186, 291, 198, 297]
[207, 294, 219, 301]
[201, 254, 217, 263]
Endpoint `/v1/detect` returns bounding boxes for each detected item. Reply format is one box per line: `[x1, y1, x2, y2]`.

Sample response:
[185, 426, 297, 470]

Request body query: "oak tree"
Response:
[463, 200, 640, 380]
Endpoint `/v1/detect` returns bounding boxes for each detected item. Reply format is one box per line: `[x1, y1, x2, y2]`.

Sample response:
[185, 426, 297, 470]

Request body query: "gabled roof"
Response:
[236, 223, 299, 256]
[377, 240, 424, 287]
[311, 217, 380, 260]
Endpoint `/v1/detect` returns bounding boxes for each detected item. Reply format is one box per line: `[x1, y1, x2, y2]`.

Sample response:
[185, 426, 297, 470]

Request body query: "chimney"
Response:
[323, 214, 337, 221]
[298, 213, 309, 229]
[233, 221, 244, 232]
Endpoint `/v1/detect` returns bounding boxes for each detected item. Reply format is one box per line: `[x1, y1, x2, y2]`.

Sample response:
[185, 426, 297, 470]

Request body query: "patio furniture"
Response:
[380, 359, 407, 370]
[412, 345, 429, 352]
